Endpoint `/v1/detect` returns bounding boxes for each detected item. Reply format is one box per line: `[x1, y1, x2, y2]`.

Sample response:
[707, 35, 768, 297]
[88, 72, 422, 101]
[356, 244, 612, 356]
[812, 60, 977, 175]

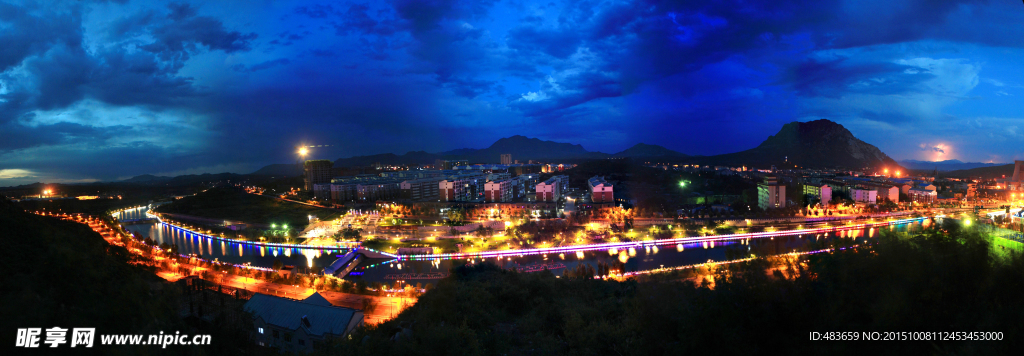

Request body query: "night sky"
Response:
[1, 0, 1023, 186]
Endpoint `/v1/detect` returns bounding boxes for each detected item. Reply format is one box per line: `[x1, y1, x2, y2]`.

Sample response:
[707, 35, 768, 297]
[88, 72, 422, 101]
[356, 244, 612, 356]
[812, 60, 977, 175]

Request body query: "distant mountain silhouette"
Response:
[120, 174, 172, 183]
[899, 159, 1006, 171]
[942, 164, 1017, 179]
[324, 121, 900, 171]
[694, 119, 902, 170]
[121, 173, 245, 186]
[250, 163, 303, 176]
[613, 143, 687, 158]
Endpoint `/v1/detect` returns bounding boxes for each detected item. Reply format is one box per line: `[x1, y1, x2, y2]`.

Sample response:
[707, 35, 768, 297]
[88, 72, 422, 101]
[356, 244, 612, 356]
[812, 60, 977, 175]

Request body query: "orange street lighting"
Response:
[298, 147, 309, 156]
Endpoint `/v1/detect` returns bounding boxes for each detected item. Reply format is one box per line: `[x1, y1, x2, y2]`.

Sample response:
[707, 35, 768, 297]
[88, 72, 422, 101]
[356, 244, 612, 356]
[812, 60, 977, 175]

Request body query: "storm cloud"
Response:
[2, 0, 1023, 186]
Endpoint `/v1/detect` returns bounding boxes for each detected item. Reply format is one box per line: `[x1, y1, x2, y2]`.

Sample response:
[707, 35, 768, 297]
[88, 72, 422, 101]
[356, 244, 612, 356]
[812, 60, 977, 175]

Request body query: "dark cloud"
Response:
[2, 0, 1023, 185]
[0, 120, 132, 151]
[0, 3, 83, 73]
[140, 4, 257, 62]
[787, 58, 931, 98]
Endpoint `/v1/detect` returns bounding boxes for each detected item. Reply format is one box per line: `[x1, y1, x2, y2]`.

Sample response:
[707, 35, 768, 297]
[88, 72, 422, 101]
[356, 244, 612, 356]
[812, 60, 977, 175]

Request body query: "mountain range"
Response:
[899, 159, 1007, 172]
[107, 119, 899, 184]
[321, 119, 900, 171]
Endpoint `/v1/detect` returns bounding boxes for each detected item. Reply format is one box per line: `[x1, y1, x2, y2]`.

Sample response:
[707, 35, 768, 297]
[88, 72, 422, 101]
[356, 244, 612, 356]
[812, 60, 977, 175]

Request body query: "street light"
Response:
[298, 147, 309, 157]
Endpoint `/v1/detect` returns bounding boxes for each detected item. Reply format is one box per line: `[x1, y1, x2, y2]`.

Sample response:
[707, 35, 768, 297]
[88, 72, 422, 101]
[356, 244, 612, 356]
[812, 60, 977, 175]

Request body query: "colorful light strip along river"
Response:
[396, 217, 927, 261]
[117, 207, 926, 263]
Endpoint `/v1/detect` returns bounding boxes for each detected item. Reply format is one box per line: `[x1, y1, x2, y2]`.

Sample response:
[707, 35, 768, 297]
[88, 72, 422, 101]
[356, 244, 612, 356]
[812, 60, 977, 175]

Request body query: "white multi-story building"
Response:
[439, 179, 467, 202]
[536, 178, 561, 202]
[851, 188, 877, 204]
[758, 176, 786, 209]
[484, 179, 514, 202]
[588, 176, 613, 202]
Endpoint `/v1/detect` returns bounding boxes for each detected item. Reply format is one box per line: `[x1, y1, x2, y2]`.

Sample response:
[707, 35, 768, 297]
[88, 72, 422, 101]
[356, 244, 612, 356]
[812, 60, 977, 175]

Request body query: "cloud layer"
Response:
[2, 0, 1023, 186]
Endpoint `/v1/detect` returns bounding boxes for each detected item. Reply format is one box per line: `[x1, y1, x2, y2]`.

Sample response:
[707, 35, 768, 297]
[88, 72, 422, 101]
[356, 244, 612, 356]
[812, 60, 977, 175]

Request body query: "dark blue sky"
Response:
[1, 0, 1023, 186]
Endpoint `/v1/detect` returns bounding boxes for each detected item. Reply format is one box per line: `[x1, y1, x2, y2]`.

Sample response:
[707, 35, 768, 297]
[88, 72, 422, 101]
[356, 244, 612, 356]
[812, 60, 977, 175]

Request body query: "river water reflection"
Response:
[120, 207, 927, 283]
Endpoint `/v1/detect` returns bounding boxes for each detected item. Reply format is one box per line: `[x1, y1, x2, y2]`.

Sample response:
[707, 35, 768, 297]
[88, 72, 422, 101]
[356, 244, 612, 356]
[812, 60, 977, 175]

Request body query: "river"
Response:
[118, 207, 928, 283]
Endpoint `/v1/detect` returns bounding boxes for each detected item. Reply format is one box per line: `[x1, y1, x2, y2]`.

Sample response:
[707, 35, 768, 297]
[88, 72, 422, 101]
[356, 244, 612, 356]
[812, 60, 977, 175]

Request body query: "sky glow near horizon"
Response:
[1, 0, 1023, 186]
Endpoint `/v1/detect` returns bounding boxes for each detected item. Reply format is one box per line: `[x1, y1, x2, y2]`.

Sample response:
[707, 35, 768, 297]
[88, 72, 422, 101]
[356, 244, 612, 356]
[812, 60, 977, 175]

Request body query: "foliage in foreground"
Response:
[333, 223, 1024, 355]
[0, 197, 258, 355]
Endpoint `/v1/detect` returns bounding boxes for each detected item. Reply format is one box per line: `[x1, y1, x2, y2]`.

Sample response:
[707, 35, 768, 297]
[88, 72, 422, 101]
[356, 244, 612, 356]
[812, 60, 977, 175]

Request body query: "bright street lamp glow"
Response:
[298, 147, 309, 156]
[964, 219, 972, 226]
[679, 181, 686, 187]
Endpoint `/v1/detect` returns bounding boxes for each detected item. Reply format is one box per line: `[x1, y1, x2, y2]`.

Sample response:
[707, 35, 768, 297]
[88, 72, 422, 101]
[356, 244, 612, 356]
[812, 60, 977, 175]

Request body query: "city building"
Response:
[484, 179, 514, 202]
[313, 183, 332, 201]
[245, 292, 363, 353]
[758, 176, 786, 209]
[850, 188, 878, 204]
[439, 179, 466, 202]
[908, 187, 938, 203]
[588, 176, 614, 203]
[871, 184, 900, 203]
[536, 178, 562, 202]
[551, 175, 569, 194]
[501, 154, 512, 165]
[303, 160, 333, 192]
[434, 159, 469, 170]
[400, 177, 446, 201]
[802, 183, 832, 205]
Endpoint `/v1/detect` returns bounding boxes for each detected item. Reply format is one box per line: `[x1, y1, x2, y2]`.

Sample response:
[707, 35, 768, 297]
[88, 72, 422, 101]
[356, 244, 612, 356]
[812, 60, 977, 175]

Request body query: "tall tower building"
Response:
[303, 160, 333, 192]
[501, 154, 512, 165]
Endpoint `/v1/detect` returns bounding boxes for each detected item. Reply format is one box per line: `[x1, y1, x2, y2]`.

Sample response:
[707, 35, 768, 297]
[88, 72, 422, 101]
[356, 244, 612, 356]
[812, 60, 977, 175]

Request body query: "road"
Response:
[158, 268, 415, 325]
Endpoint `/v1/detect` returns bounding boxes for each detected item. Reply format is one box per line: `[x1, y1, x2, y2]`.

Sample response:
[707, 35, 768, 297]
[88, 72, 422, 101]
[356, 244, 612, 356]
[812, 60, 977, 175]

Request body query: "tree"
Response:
[342, 227, 363, 242]
[273, 259, 283, 271]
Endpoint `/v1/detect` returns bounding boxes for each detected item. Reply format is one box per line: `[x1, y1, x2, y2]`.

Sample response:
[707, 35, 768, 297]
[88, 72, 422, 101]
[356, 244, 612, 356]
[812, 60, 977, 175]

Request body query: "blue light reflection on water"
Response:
[121, 208, 345, 272]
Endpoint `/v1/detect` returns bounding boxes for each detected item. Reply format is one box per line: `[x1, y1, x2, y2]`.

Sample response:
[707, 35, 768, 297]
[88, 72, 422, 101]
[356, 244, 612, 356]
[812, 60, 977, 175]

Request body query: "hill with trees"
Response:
[153, 187, 343, 229]
[0, 196, 262, 355]
[942, 163, 1017, 179]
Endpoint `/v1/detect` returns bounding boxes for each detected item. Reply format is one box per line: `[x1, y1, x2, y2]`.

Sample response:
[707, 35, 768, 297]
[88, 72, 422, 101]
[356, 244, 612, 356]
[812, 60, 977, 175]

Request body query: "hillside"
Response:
[462, 135, 606, 161]
[942, 163, 1016, 179]
[153, 187, 342, 229]
[250, 163, 302, 176]
[697, 119, 902, 170]
[613, 143, 687, 158]
[0, 196, 182, 343]
[121, 174, 172, 183]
